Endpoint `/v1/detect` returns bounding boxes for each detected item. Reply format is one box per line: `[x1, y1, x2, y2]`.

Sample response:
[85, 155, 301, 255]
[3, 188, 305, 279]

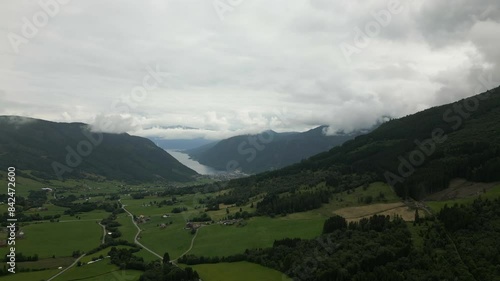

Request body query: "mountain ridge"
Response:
[226, 86, 500, 201]
[185, 125, 370, 174]
[0, 116, 198, 182]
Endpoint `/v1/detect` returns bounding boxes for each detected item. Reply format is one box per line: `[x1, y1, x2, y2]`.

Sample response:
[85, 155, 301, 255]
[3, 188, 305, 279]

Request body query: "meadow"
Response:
[189, 215, 324, 257]
[426, 183, 500, 213]
[57, 259, 142, 281]
[0, 220, 102, 259]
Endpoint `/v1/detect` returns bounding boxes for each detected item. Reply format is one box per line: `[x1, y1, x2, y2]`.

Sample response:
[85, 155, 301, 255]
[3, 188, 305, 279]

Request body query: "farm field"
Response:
[0, 220, 102, 258]
[0, 269, 60, 281]
[16, 256, 75, 270]
[57, 259, 142, 281]
[312, 182, 400, 216]
[133, 213, 195, 259]
[333, 202, 415, 221]
[189, 216, 324, 257]
[189, 261, 292, 281]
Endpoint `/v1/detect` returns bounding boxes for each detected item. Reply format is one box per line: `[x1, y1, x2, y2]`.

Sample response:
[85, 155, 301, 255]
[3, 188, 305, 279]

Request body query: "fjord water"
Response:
[166, 149, 222, 175]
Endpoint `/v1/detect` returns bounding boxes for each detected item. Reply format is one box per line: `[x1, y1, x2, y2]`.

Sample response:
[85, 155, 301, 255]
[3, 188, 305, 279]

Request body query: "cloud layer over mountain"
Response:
[1, 0, 499, 139]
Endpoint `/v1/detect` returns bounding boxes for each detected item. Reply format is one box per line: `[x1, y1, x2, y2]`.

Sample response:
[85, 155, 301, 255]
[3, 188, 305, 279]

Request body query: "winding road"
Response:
[176, 226, 201, 260]
[98, 222, 106, 244]
[119, 199, 164, 260]
[46, 254, 85, 281]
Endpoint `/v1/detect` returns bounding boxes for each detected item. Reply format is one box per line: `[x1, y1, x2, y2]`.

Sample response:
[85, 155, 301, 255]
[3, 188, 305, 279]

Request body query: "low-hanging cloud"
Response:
[0, 0, 498, 140]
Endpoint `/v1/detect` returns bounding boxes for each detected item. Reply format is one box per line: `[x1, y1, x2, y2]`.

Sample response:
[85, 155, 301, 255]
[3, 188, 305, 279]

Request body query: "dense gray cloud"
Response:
[0, 0, 498, 139]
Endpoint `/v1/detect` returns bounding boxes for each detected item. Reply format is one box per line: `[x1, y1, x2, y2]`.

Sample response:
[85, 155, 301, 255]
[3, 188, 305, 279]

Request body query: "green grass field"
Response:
[24, 204, 69, 217]
[189, 215, 324, 257]
[57, 260, 142, 281]
[426, 184, 500, 213]
[16, 256, 75, 270]
[116, 212, 140, 242]
[190, 261, 292, 281]
[134, 213, 194, 259]
[0, 269, 60, 281]
[0, 220, 102, 259]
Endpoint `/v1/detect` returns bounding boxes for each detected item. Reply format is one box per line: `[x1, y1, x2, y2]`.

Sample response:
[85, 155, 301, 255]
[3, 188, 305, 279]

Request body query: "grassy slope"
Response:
[426, 183, 500, 213]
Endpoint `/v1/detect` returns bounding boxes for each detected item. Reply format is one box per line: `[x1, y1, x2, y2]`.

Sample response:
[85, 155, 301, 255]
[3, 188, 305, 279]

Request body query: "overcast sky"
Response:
[1, 0, 499, 140]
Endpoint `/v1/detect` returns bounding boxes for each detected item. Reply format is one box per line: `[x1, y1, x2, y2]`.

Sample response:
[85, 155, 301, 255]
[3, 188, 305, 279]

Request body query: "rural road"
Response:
[175, 224, 213, 261]
[119, 200, 164, 260]
[176, 226, 200, 260]
[98, 222, 106, 244]
[47, 254, 85, 281]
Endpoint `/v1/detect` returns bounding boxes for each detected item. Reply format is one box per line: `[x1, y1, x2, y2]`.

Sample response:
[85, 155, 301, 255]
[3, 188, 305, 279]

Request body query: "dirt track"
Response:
[334, 202, 416, 221]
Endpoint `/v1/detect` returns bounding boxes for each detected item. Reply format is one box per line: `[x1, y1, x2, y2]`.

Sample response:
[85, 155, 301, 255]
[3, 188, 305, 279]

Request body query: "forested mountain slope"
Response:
[187, 126, 367, 174]
[229, 86, 500, 200]
[0, 116, 197, 182]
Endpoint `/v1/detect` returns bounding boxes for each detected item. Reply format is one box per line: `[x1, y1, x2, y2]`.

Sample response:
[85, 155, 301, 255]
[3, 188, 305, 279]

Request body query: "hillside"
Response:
[186, 126, 368, 174]
[226, 86, 500, 201]
[0, 116, 197, 182]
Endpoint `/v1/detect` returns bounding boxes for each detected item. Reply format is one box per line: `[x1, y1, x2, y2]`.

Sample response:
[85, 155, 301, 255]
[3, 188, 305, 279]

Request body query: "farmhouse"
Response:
[136, 215, 151, 224]
[185, 222, 202, 230]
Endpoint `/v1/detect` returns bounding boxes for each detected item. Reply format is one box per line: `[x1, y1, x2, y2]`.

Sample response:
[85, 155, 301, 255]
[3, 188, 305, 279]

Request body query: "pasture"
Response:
[0, 220, 102, 258]
[57, 259, 142, 281]
[0, 269, 60, 281]
[189, 216, 324, 257]
[425, 183, 500, 213]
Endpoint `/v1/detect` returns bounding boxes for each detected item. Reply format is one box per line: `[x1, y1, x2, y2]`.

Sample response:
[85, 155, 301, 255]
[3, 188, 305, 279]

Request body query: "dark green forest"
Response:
[228, 87, 500, 200]
[187, 126, 368, 174]
[0, 116, 197, 182]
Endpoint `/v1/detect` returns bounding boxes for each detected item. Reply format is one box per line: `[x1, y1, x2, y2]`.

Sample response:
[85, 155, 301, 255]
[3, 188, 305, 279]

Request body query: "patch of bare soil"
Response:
[334, 202, 416, 221]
